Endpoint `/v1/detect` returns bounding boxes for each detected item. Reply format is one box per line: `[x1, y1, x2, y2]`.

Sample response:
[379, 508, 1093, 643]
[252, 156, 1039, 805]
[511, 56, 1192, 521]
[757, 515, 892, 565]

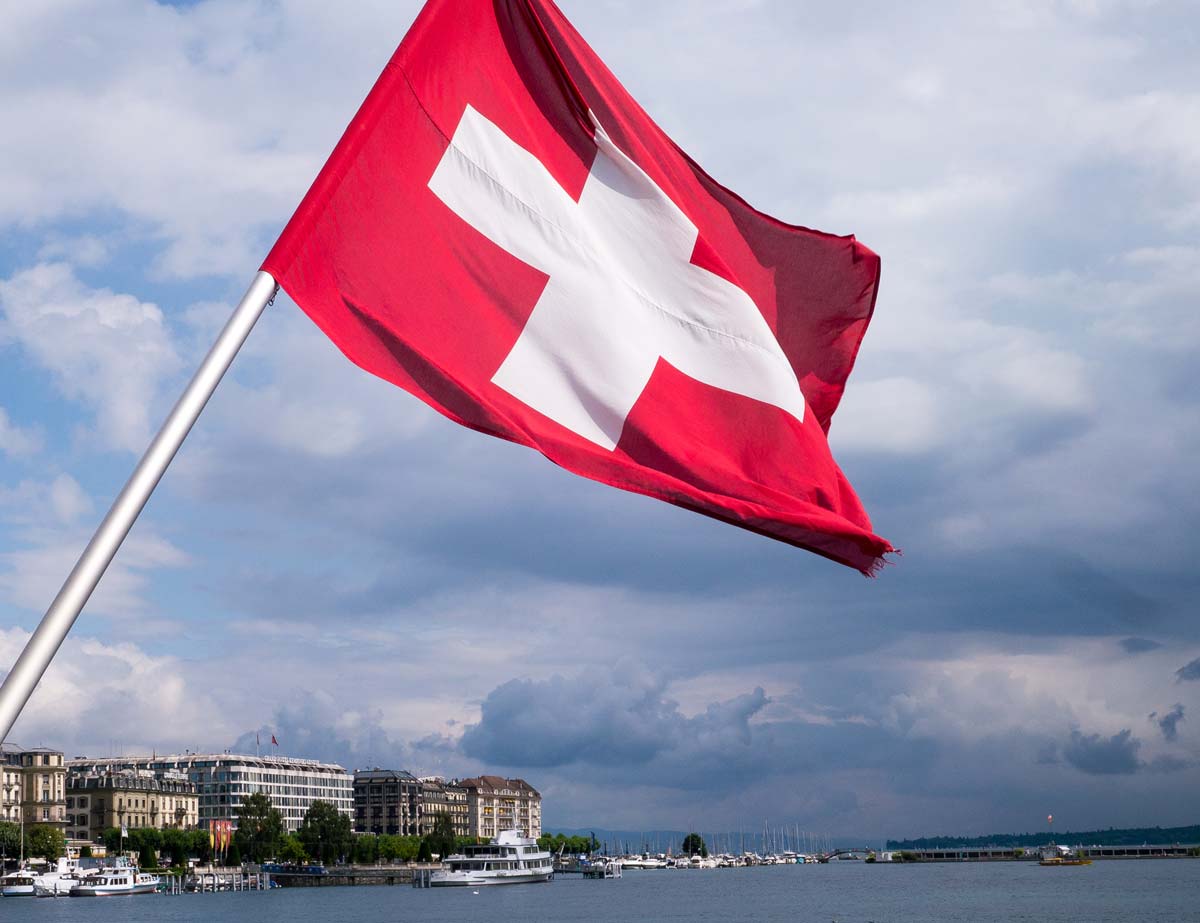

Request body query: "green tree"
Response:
[0, 821, 20, 860]
[226, 840, 242, 867]
[277, 832, 307, 864]
[234, 792, 285, 863]
[418, 813, 456, 862]
[160, 829, 190, 867]
[297, 800, 352, 865]
[25, 824, 66, 861]
[681, 833, 707, 858]
[187, 828, 212, 864]
[79, 844, 93, 859]
[352, 834, 380, 865]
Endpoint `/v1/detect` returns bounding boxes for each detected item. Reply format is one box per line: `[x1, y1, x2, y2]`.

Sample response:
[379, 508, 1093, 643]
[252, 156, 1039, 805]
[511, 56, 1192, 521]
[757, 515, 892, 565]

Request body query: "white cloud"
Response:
[0, 407, 41, 457]
[0, 262, 180, 453]
[0, 627, 228, 755]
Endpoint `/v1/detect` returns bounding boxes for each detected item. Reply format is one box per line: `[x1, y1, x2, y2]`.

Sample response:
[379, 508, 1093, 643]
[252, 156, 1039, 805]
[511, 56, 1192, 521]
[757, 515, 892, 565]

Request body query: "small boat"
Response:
[581, 857, 622, 879]
[0, 868, 36, 897]
[69, 858, 159, 896]
[430, 829, 553, 887]
[1038, 844, 1091, 867]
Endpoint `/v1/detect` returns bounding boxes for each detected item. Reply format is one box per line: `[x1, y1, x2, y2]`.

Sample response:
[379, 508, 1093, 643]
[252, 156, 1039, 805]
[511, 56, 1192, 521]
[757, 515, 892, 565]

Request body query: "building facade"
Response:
[458, 776, 541, 839]
[65, 769, 198, 842]
[1, 746, 67, 828]
[418, 777, 469, 838]
[67, 754, 352, 833]
[353, 769, 420, 836]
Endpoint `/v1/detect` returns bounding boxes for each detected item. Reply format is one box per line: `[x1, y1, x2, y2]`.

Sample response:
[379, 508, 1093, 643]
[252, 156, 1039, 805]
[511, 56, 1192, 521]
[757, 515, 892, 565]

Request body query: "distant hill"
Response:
[888, 824, 1200, 850]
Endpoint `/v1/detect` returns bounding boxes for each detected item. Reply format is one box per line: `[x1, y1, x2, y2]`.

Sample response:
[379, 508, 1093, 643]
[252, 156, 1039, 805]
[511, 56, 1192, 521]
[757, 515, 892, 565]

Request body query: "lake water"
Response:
[2, 861, 1198, 922]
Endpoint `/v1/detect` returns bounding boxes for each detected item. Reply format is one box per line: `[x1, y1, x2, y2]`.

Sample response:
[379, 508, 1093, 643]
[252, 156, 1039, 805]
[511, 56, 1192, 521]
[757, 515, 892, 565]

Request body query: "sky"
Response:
[1, 0, 1198, 843]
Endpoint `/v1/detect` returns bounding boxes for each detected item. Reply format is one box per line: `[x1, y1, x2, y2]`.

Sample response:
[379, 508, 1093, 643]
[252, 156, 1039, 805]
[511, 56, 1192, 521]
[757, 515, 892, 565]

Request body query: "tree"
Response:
[682, 833, 707, 858]
[297, 800, 352, 865]
[352, 834, 380, 865]
[419, 813, 456, 862]
[226, 840, 242, 867]
[234, 792, 285, 863]
[278, 833, 307, 864]
[25, 824, 66, 861]
[161, 829, 190, 867]
[189, 828, 213, 864]
[0, 821, 20, 860]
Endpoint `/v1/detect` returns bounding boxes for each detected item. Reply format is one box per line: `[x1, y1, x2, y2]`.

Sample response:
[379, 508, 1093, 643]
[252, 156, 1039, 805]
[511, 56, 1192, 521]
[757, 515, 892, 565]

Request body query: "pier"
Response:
[267, 864, 440, 887]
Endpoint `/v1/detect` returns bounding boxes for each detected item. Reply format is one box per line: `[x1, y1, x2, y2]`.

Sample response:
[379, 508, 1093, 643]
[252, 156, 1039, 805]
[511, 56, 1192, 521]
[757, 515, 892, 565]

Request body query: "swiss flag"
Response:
[263, 0, 893, 575]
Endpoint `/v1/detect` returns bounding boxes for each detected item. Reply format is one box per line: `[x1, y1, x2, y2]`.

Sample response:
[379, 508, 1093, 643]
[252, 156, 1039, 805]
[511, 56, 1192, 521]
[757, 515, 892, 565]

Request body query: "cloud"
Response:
[1063, 728, 1140, 775]
[0, 407, 41, 458]
[0, 627, 226, 755]
[0, 263, 180, 453]
[1119, 637, 1162, 654]
[230, 689, 462, 777]
[1176, 658, 1200, 682]
[1148, 704, 1184, 742]
[0, 473, 188, 620]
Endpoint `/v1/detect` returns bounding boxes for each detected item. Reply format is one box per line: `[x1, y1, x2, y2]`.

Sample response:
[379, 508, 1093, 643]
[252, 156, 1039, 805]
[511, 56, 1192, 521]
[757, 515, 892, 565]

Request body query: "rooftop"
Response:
[67, 753, 350, 773]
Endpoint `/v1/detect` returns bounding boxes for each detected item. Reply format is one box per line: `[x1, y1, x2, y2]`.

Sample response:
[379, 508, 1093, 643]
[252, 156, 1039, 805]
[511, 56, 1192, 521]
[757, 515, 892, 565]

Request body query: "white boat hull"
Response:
[69, 882, 158, 896]
[1, 885, 34, 897]
[429, 869, 553, 887]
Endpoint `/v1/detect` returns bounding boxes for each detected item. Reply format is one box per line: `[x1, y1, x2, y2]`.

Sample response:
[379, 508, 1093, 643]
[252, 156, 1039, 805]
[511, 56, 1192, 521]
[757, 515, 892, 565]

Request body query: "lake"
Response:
[2, 861, 1197, 921]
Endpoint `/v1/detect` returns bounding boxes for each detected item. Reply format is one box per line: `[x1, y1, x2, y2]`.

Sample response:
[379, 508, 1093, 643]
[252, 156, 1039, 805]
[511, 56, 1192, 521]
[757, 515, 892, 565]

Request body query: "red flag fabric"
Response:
[271, 734, 279, 747]
[263, 0, 893, 574]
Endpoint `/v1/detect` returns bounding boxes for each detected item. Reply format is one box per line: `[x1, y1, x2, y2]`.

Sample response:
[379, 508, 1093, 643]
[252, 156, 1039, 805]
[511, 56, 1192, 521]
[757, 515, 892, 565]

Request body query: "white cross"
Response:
[429, 105, 806, 451]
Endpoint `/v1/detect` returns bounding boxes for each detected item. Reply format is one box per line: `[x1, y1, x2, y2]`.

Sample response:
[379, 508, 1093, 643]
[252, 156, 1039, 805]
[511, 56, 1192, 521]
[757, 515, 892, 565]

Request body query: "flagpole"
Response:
[0, 271, 278, 744]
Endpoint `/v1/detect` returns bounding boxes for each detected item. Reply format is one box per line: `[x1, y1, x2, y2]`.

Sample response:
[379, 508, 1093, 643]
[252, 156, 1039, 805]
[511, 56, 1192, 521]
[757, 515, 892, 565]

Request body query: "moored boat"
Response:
[430, 829, 553, 887]
[0, 868, 36, 897]
[1038, 844, 1092, 867]
[69, 858, 159, 896]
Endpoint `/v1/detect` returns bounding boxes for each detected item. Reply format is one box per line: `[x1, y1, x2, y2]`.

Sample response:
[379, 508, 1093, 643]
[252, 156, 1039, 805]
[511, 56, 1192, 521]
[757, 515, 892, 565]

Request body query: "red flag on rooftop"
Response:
[263, 0, 893, 574]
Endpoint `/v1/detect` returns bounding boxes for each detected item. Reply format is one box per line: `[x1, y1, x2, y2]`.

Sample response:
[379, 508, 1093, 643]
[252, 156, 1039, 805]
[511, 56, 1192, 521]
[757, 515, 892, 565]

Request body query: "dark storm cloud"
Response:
[1063, 729, 1140, 775]
[1148, 704, 1184, 742]
[231, 690, 462, 776]
[459, 666, 768, 770]
[1176, 658, 1200, 682]
[1119, 637, 1162, 654]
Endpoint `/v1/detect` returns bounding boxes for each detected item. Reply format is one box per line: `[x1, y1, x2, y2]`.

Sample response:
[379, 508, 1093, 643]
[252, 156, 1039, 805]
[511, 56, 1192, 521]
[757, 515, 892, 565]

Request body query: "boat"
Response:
[32, 856, 98, 897]
[0, 868, 36, 897]
[69, 858, 160, 896]
[1038, 844, 1092, 867]
[581, 857, 622, 879]
[429, 829, 553, 887]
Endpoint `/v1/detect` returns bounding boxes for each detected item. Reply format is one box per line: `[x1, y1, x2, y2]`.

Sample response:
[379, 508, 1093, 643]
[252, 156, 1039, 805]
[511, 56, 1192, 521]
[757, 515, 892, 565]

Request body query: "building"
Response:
[458, 776, 541, 839]
[65, 769, 198, 842]
[418, 777, 469, 838]
[67, 754, 352, 833]
[353, 769, 420, 836]
[1, 761, 20, 823]
[1, 745, 67, 828]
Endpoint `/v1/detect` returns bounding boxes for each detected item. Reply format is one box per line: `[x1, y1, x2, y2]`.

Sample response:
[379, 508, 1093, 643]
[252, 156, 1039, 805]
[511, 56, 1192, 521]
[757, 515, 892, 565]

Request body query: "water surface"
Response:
[2, 861, 1196, 922]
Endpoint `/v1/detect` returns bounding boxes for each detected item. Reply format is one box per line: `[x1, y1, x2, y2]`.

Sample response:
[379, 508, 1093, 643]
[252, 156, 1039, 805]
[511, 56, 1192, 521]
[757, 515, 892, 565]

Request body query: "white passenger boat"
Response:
[69, 858, 159, 896]
[430, 830, 553, 887]
[0, 868, 36, 897]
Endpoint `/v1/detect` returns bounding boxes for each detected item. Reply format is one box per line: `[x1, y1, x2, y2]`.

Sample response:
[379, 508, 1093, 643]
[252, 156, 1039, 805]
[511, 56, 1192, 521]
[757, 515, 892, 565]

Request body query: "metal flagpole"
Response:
[0, 271, 278, 744]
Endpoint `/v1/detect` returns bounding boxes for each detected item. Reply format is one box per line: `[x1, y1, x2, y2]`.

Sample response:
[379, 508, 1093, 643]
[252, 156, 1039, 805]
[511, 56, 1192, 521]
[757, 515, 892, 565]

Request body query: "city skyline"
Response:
[1, 0, 1198, 844]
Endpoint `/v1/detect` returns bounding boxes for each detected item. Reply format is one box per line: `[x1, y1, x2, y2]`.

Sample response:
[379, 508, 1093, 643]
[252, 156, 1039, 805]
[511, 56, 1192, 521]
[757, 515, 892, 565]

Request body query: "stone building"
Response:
[457, 776, 541, 839]
[1, 745, 67, 828]
[418, 777, 469, 838]
[65, 769, 198, 842]
[353, 768, 420, 836]
[68, 753, 352, 833]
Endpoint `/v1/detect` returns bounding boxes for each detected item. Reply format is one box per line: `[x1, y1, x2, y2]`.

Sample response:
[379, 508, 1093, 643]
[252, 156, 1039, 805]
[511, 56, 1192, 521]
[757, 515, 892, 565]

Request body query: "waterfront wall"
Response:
[270, 863, 442, 887]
